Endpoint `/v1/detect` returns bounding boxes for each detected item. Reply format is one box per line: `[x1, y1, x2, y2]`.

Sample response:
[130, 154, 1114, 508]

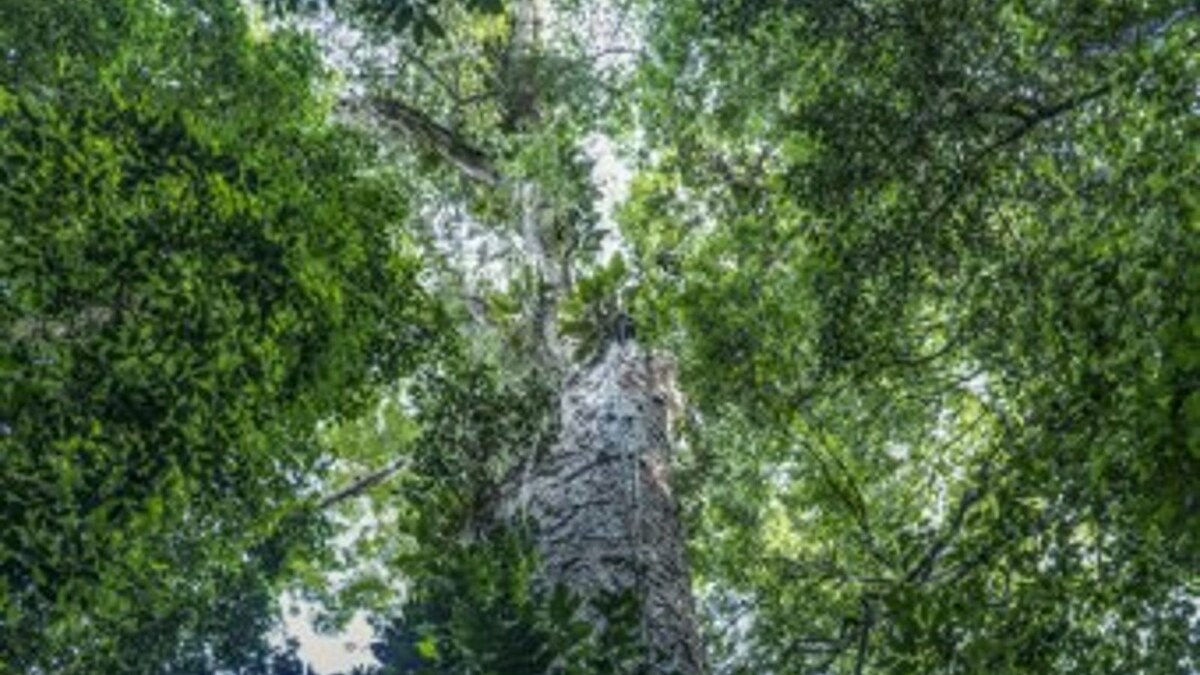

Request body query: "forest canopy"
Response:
[1, 1, 1196, 674]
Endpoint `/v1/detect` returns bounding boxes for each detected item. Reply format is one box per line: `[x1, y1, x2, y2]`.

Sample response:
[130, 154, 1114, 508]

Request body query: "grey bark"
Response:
[330, 0, 707, 668]
[505, 340, 707, 675]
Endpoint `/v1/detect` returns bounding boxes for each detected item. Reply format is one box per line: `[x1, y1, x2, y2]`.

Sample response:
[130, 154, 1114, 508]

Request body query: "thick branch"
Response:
[370, 96, 503, 186]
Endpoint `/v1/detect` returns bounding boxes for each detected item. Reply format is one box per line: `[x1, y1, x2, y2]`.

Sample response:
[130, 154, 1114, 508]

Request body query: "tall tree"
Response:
[5, 0, 1196, 673]
[275, 0, 709, 673]
[266, 1, 1197, 673]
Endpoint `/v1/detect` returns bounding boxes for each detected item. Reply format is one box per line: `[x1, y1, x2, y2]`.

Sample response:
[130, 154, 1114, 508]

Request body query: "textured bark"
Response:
[506, 340, 706, 675]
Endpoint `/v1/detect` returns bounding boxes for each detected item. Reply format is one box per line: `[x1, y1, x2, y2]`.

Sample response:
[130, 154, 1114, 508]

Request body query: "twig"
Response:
[853, 597, 875, 675]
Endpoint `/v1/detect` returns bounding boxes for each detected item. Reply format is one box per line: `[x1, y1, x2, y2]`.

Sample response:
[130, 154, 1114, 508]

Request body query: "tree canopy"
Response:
[1, 0, 1196, 674]
[1, 1, 442, 671]
[628, 1, 1198, 671]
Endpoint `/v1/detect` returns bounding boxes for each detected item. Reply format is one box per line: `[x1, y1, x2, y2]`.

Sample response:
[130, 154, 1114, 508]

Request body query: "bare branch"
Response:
[318, 457, 409, 510]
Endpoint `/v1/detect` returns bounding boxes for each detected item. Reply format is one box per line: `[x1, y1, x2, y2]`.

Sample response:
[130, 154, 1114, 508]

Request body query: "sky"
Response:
[279, 597, 379, 674]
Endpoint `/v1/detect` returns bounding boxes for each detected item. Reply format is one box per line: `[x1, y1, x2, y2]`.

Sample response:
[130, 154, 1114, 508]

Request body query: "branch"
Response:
[777, 623, 853, 672]
[991, 83, 1113, 144]
[904, 465, 991, 584]
[936, 499, 1065, 586]
[317, 457, 409, 510]
[399, 47, 462, 104]
[370, 96, 503, 186]
[853, 597, 875, 675]
[926, 79, 1114, 218]
[1082, 6, 1199, 57]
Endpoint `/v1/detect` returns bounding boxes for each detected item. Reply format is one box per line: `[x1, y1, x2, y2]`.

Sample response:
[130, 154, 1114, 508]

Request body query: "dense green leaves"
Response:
[0, 0, 440, 671]
[628, 0, 1198, 672]
[4, 0, 1198, 673]
[263, 0, 506, 44]
[368, 532, 648, 675]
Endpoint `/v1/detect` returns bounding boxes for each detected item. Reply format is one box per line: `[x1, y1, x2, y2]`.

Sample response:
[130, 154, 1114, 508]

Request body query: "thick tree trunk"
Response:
[506, 341, 707, 674]
[357, 0, 707, 667]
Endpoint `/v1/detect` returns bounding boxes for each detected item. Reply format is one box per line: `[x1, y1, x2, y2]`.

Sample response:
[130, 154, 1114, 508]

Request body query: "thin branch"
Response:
[777, 622, 853, 672]
[457, 91, 500, 108]
[399, 47, 462, 104]
[1081, 6, 1199, 57]
[317, 457, 409, 510]
[905, 462, 992, 584]
[853, 597, 875, 675]
[916, 81, 1114, 237]
[936, 500, 1065, 586]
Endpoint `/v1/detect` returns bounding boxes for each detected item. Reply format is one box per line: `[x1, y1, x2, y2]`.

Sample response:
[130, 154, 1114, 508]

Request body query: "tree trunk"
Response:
[358, 0, 709, 666]
[506, 340, 707, 674]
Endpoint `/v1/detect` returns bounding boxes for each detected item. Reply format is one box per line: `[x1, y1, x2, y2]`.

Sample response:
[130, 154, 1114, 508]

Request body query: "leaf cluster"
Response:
[368, 531, 649, 675]
[0, 1, 443, 671]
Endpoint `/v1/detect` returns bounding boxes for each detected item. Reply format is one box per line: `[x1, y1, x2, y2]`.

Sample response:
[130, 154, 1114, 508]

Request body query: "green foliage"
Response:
[559, 254, 631, 358]
[629, 0, 1199, 672]
[0, 0, 441, 671]
[263, 0, 506, 44]
[344, 348, 651, 675]
[405, 349, 559, 543]
[156, 568, 312, 675]
[369, 531, 648, 675]
[4, 0, 1197, 673]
